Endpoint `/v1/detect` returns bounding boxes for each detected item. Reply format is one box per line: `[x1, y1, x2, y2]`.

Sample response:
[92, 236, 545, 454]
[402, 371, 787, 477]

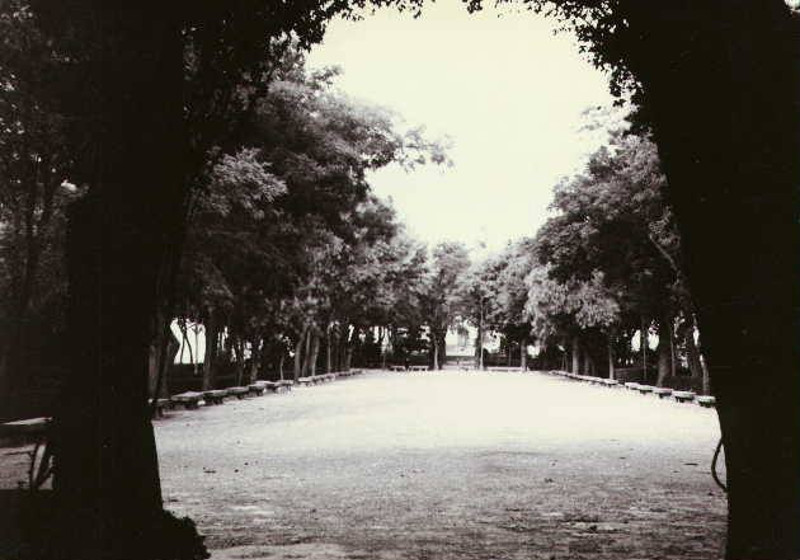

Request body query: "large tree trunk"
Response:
[622, 3, 800, 557]
[50, 13, 188, 557]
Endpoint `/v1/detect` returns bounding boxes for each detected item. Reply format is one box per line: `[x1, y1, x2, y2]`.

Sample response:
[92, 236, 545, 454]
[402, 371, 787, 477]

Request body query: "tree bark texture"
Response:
[622, 3, 800, 557]
[51, 12, 186, 556]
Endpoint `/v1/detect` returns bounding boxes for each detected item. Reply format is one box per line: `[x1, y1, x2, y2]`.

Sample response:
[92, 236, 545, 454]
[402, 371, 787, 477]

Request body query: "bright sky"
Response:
[308, 2, 614, 252]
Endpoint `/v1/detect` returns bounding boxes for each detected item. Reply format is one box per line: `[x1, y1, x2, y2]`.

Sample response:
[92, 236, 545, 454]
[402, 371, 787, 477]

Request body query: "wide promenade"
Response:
[153, 370, 726, 559]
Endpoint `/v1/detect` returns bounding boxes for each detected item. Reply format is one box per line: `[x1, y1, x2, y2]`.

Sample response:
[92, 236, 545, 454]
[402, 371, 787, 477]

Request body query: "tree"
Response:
[485, 239, 538, 370]
[421, 242, 471, 369]
[470, 1, 799, 555]
[22, 2, 382, 557]
[535, 133, 698, 385]
[0, 0, 77, 419]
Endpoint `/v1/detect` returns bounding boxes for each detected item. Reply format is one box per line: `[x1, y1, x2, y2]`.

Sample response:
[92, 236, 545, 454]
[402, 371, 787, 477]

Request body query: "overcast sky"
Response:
[308, 2, 614, 252]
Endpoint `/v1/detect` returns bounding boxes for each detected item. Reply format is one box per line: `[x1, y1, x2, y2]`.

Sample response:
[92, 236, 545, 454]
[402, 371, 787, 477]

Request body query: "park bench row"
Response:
[547, 370, 716, 408]
[388, 365, 527, 372]
[389, 365, 434, 372]
[0, 370, 365, 489]
[159, 369, 365, 415]
[1, 370, 369, 444]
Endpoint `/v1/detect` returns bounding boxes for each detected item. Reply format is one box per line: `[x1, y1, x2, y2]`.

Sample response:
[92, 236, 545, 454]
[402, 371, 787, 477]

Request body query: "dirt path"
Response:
[153, 370, 726, 559]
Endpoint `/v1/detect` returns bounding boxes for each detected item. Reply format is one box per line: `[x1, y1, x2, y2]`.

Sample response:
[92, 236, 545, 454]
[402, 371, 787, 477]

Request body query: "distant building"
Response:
[444, 324, 500, 359]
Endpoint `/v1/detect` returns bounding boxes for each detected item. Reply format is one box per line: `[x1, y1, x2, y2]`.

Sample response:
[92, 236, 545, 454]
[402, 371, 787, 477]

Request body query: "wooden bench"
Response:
[389, 365, 406, 372]
[170, 391, 203, 409]
[601, 378, 619, 387]
[0, 417, 50, 447]
[0, 417, 54, 489]
[696, 396, 716, 408]
[673, 390, 696, 403]
[637, 385, 655, 395]
[409, 365, 429, 372]
[624, 382, 641, 391]
[297, 377, 312, 387]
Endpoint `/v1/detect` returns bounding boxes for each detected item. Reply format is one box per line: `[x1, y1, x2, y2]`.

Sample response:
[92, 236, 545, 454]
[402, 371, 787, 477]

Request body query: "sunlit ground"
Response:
[152, 370, 726, 559]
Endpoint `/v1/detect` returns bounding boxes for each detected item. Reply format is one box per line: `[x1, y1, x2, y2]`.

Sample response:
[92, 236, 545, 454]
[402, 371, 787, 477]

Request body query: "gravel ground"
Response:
[151, 370, 727, 560]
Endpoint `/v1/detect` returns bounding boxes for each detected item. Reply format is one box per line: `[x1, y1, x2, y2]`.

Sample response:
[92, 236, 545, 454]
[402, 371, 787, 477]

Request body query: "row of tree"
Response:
[459, 125, 709, 391]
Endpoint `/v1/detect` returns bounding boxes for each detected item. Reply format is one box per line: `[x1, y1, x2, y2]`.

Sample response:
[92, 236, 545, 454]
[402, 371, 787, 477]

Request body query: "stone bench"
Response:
[248, 383, 266, 396]
[389, 365, 406, 372]
[637, 385, 655, 395]
[624, 382, 641, 391]
[652, 387, 673, 399]
[203, 390, 227, 405]
[696, 396, 716, 408]
[278, 380, 294, 391]
[297, 377, 312, 387]
[261, 381, 279, 392]
[151, 398, 172, 418]
[601, 378, 619, 387]
[170, 391, 203, 409]
[673, 390, 696, 403]
[227, 386, 250, 399]
[409, 365, 429, 372]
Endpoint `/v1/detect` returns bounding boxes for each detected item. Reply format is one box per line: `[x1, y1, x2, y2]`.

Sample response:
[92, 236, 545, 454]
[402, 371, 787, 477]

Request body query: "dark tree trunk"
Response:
[432, 335, 439, 370]
[47, 10, 191, 558]
[326, 325, 333, 373]
[309, 330, 320, 377]
[622, 3, 800, 557]
[202, 311, 218, 391]
[293, 327, 306, 381]
[301, 327, 312, 377]
[640, 317, 648, 383]
[247, 339, 260, 384]
[520, 337, 527, 371]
